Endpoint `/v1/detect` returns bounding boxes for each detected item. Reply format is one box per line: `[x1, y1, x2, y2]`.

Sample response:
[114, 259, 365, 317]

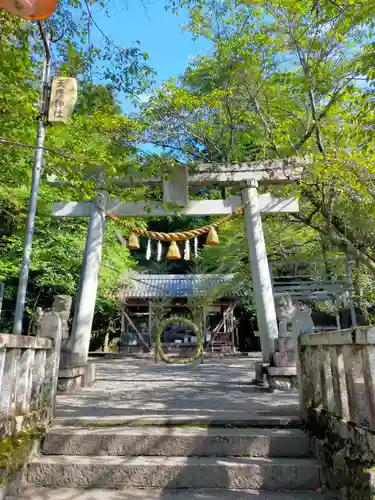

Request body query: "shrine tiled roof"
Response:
[121, 274, 237, 299]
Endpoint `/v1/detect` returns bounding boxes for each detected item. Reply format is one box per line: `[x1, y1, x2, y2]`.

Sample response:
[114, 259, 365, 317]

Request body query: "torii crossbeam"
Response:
[53, 159, 303, 365]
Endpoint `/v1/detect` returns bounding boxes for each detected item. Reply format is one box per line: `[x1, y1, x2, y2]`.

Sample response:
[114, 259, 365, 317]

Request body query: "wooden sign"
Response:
[163, 165, 188, 207]
[48, 77, 78, 126]
[0, 0, 56, 19]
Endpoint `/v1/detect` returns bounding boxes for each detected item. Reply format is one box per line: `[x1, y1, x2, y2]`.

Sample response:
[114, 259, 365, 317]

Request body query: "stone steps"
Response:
[8, 413, 324, 499]
[25, 455, 321, 490]
[52, 414, 304, 428]
[42, 426, 311, 457]
[6, 486, 324, 500]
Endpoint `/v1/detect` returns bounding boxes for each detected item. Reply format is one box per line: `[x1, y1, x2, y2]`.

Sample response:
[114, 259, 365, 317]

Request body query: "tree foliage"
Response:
[3, 0, 375, 335]
[140, 0, 375, 311]
[0, 9, 152, 335]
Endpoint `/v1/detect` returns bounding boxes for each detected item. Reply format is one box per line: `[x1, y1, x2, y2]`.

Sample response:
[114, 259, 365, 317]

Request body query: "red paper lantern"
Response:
[0, 0, 57, 20]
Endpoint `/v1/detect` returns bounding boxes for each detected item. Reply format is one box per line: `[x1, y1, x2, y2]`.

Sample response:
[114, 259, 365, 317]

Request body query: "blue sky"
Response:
[90, 0, 212, 112]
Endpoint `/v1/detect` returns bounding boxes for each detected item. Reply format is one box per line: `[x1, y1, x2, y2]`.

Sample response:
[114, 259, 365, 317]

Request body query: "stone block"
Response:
[26, 455, 321, 490]
[59, 351, 81, 370]
[272, 351, 296, 367]
[53, 414, 304, 428]
[120, 345, 145, 355]
[267, 376, 298, 391]
[60, 338, 73, 351]
[266, 366, 298, 392]
[267, 367, 297, 377]
[57, 375, 82, 394]
[3, 487, 328, 500]
[254, 361, 269, 386]
[82, 363, 96, 387]
[42, 426, 311, 458]
[275, 337, 294, 352]
[57, 363, 96, 394]
[278, 330, 292, 338]
[0, 334, 51, 350]
[59, 339, 82, 369]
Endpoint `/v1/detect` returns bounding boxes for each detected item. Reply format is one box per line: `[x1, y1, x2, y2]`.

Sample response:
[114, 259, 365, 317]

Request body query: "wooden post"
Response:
[148, 301, 153, 343]
[230, 304, 235, 353]
[334, 297, 342, 330]
[103, 331, 109, 352]
[0, 281, 4, 325]
[346, 260, 357, 327]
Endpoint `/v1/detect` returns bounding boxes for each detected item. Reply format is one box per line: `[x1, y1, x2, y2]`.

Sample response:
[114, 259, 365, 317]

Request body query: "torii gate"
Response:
[52, 159, 303, 365]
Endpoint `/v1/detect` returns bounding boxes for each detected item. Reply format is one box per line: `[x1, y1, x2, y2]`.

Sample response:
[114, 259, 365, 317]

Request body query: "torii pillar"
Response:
[70, 192, 108, 365]
[242, 180, 278, 361]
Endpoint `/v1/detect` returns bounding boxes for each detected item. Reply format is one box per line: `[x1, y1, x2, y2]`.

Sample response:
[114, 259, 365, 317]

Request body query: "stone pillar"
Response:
[242, 180, 278, 361]
[71, 193, 107, 365]
[38, 302, 63, 419]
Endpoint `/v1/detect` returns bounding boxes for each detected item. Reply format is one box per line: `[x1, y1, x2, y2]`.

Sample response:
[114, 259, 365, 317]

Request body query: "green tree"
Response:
[0, 11, 152, 335]
[140, 0, 375, 283]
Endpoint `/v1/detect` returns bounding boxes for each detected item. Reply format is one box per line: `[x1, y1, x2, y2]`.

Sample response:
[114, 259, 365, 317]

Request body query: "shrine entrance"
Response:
[118, 273, 240, 356]
[52, 159, 303, 366]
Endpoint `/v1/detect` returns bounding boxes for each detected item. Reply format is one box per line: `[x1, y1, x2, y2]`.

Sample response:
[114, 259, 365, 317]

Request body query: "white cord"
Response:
[184, 239, 190, 260]
[146, 239, 151, 260]
[157, 240, 162, 261]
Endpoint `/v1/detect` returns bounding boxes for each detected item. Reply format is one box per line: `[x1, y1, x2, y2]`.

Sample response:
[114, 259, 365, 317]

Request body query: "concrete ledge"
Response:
[254, 361, 269, 386]
[57, 363, 96, 394]
[59, 366, 86, 378]
[82, 363, 95, 386]
[275, 337, 294, 352]
[272, 352, 296, 367]
[89, 352, 248, 359]
[52, 414, 303, 428]
[42, 427, 311, 458]
[267, 367, 297, 376]
[0, 334, 52, 350]
[5, 486, 326, 499]
[300, 326, 375, 347]
[266, 367, 298, 392]
[26, 455, 321, 490]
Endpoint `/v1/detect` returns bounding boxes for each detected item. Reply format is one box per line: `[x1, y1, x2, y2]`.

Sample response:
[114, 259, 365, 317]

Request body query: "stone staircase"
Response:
[7, 417, 325, 499]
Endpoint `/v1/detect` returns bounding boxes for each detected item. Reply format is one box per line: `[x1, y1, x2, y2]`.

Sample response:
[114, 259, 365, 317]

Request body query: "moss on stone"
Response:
[0, 424, 46, 487]
[305, 407, 375, 499]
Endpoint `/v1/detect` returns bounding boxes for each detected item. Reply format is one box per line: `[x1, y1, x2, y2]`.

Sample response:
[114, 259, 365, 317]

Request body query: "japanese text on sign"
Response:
[48, 77, 78, 125]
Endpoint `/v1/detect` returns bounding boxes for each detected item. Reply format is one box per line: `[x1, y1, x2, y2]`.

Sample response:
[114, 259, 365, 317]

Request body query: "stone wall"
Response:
[299, 327, 375, 499]
[0, 299, 62, 496]
[306, 408, 375, 499]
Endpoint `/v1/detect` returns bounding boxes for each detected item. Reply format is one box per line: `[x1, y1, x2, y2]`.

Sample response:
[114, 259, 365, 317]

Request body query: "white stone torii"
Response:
[52, 160, 302, 364]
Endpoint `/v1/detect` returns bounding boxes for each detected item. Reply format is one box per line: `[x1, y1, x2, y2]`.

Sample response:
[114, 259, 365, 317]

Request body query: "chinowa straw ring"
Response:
[155, 316, 204, 365]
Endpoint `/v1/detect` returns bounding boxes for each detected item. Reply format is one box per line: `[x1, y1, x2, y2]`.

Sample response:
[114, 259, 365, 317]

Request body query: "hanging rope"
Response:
[108, 205, 245, 242]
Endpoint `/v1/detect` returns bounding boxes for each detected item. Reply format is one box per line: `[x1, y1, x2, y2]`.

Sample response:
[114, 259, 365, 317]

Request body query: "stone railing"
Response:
[0, 303, 62, 495]
[298, 327, 375, 499]
[299, 327, 375, 428]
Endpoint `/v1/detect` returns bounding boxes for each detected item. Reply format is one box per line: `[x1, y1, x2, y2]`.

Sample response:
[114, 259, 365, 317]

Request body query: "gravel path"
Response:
[55, 357, 300, 419]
